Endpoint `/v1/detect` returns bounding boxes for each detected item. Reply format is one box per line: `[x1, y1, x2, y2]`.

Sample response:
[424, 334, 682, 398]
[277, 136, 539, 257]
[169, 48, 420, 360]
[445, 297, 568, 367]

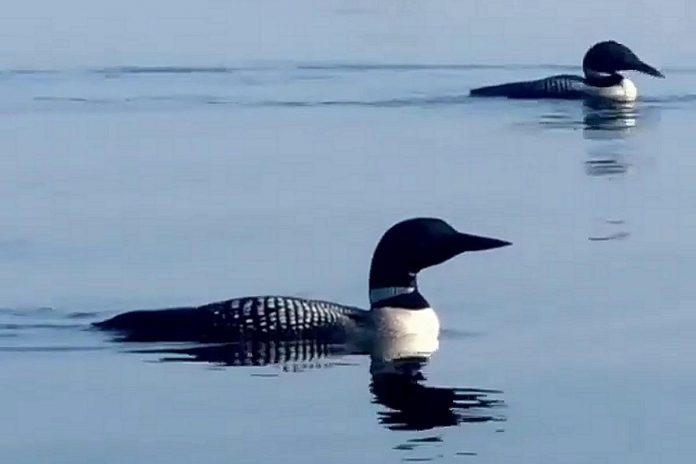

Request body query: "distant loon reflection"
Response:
[583, 100, 638, 242]
[583, 100, 638, 135]
[582, 101, 638, 179]
[133, 332, 504, 431]
[470, 40, 664, 102]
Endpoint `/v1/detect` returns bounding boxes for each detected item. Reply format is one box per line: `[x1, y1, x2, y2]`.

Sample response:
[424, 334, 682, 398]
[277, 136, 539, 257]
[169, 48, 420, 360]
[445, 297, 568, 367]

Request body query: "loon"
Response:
[94, 217, 510, 343]
[470, 40, 664, 102]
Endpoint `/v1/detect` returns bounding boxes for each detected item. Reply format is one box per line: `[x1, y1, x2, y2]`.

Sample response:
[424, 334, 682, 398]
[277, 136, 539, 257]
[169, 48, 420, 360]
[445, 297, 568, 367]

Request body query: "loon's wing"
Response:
[470, 74, 586, 99]
[94, 296, 369, 343]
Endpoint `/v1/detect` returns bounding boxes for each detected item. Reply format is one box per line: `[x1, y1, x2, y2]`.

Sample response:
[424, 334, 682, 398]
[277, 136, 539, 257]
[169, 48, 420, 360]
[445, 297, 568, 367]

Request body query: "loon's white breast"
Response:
[371, 306, 440, 339]
[369, 306, 440, 360]
[584, 77, 637, 102]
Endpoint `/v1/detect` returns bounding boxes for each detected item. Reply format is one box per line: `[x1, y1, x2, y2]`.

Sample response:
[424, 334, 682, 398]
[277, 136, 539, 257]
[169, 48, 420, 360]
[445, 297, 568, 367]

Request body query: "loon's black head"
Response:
[582, 41, 664, 79]
[368, 218, 511, 291]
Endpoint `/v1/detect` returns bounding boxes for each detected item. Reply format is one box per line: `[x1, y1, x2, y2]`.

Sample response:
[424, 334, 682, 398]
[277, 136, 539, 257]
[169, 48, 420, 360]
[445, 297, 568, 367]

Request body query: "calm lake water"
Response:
[2, 2, 695, 463]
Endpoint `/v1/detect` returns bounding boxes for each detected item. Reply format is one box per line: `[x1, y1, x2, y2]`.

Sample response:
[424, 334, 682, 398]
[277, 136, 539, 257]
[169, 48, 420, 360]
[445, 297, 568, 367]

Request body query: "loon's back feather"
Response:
[470, 74, 586, 99]
[94, 296, 369, 343]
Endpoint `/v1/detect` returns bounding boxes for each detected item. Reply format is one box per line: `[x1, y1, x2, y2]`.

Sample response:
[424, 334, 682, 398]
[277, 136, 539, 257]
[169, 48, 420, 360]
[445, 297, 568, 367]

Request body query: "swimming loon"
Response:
[94, 217, 510, 343]
[470, 40, 664, 102]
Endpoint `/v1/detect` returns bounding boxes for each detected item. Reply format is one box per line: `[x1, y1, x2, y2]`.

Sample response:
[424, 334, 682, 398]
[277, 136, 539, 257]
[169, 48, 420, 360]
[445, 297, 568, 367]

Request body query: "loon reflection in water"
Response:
[583, 100, 639, 134]
[130, 334, 505, 432]
[583, 100, 639, 242]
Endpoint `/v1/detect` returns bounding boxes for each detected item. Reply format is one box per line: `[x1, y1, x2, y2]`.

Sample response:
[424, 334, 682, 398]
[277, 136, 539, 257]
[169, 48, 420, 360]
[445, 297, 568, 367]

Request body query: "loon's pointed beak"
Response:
[456, 233, 512, 252]
[631, 59, 665, 78]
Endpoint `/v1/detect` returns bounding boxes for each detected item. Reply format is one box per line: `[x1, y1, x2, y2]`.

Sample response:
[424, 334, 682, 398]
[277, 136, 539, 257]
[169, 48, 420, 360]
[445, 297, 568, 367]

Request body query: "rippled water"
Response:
[2, 63, 695, 112]
[2, 6, 696, 462]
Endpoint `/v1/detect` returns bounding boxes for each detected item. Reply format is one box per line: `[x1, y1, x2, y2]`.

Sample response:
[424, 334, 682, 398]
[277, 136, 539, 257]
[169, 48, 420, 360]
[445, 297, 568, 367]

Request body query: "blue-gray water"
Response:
[2, 3, 696, 463]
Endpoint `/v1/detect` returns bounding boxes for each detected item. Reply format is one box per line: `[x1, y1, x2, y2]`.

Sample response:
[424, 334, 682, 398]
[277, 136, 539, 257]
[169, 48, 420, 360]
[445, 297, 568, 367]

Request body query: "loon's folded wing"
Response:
[470, 74, 586, 99]
[94, 296, 369, 343]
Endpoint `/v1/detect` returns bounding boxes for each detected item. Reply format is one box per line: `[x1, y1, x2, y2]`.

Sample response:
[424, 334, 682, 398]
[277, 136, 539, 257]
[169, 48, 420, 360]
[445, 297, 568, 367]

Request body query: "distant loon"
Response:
[470, 40, 664, 102]
[94, 218, 510, 343]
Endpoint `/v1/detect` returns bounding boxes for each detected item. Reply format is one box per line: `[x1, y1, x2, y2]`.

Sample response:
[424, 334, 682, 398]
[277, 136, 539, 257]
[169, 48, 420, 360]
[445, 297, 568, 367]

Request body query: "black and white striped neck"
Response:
[369, 285, 430, 310]
[369, 286, 415, 304]
[583, 68, 624, 88]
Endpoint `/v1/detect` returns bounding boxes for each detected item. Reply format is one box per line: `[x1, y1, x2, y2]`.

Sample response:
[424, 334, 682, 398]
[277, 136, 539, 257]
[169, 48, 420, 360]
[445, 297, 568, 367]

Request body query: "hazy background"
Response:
[1, 0, 693, 69]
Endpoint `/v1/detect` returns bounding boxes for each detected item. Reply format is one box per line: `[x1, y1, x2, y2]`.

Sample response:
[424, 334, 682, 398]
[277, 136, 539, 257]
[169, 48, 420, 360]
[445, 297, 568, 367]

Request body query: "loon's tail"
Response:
[470, 74, 586, 99]
[94, 296, 368, 343]
[93, 307, 214, 342]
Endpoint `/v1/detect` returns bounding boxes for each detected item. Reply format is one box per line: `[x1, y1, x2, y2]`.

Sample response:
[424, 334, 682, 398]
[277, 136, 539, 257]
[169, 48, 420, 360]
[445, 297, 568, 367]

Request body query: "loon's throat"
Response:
[368, 254, 417, 285]
[369, 271, 431, 310]
[583, 70, 624, 88]
[368, 259, 424, 308]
